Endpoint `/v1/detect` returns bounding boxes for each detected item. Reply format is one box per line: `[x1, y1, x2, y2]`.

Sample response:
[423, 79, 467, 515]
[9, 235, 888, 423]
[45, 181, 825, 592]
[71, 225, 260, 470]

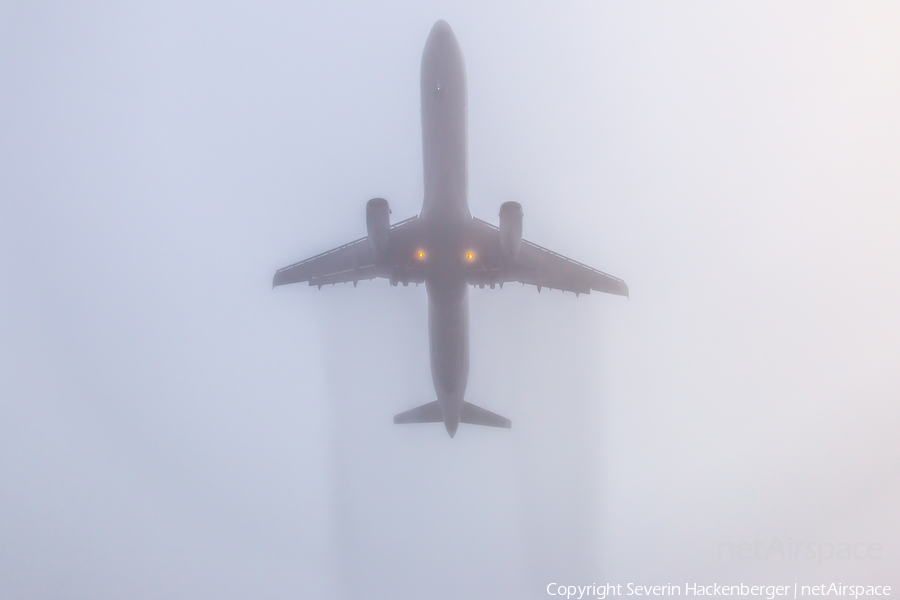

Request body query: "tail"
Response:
[393, 401, 442, 424]
[393, 401, 511, 432]
[460, 402, 511, 428]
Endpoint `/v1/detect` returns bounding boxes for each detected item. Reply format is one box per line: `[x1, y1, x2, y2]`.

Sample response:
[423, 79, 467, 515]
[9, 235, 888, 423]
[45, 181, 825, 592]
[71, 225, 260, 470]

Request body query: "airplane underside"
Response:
[272, 21, 627, 438]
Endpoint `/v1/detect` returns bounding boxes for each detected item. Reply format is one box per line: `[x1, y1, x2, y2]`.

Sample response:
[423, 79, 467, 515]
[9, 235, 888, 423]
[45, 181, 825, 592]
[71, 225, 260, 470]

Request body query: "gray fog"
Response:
[1, 2, 897, 598]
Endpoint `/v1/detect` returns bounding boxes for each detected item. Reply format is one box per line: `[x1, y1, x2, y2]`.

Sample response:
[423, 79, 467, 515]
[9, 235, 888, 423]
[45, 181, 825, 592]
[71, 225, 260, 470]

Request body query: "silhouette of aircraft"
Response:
[273, 21, 628, 437]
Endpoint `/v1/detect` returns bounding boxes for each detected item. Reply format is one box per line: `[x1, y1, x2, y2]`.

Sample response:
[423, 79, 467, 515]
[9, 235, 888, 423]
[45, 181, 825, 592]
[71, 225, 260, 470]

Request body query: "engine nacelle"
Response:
[366, 198, 391, 258]
[499, 201, 523, 263]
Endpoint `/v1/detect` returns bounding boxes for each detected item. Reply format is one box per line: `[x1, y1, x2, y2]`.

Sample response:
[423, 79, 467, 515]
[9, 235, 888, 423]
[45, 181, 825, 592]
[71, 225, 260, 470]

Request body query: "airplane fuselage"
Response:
[420, 21, 471, 437]
[272, 20, 628, 438]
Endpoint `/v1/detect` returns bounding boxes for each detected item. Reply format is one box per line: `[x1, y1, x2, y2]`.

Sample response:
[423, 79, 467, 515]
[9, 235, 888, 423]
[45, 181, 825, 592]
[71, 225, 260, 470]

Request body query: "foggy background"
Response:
[2, 2, 898, 598]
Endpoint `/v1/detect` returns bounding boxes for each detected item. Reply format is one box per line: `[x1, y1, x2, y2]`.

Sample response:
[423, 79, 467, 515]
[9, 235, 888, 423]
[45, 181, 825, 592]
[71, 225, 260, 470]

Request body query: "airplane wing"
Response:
[273, 215, 425, 288]
[465, 217, 629, 297]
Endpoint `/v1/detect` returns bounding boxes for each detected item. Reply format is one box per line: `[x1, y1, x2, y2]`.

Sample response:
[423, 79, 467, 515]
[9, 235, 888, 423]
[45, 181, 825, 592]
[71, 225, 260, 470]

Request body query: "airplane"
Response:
[273, 20, 628, 438]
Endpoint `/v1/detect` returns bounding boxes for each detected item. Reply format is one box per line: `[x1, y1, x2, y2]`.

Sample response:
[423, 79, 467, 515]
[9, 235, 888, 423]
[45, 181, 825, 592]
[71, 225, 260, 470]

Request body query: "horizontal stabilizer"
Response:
[394, 401, 442, 424]
[460, 402, 511, 429]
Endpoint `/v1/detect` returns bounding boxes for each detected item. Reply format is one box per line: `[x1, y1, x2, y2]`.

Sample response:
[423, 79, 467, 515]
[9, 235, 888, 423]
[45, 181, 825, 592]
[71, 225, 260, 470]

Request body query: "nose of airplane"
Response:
[428, 19, 455, 43]
[424, 19, 461, 59]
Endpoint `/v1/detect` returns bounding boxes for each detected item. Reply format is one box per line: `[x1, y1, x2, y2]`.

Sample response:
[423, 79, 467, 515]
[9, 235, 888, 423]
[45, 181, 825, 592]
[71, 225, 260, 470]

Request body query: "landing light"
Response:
[466, 252, 474, 261]
[417, 251, 425, 259]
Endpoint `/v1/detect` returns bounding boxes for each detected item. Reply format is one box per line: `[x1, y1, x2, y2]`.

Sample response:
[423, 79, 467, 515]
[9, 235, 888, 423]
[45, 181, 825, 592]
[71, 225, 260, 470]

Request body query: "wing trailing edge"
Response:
[465, 217, 629, 297]
[272, 215, 423, 289]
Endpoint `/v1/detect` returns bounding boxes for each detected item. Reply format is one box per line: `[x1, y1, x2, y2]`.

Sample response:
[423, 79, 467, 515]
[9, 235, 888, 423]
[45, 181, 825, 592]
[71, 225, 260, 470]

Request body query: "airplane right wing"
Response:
[465, 217, 629, 297]
[273, 215, 425, 289]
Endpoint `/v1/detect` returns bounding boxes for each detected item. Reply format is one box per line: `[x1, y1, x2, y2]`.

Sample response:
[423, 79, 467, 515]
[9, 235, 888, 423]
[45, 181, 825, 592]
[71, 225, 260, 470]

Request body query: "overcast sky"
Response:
[2, 2, 898, 599]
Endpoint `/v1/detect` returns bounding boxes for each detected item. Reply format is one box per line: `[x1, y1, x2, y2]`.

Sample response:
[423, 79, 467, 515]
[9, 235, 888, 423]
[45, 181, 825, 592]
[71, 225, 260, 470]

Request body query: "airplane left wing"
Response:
[465, 217, 629, 297]
[273, 215, 425, 288]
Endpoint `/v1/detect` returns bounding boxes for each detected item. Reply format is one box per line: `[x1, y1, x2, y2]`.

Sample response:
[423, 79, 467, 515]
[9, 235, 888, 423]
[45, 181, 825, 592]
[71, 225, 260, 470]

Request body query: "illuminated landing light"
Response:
[417, 251, 426, 260]
[466, 252, 475, 261]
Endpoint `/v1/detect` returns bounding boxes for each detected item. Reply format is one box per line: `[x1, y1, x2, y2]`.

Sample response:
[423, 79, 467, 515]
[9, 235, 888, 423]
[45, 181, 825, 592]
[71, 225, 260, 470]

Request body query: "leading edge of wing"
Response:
[518, 237, 630, 297]
[469, 217, 629, 297]
[273, 215, 421, 288]
[273, 235, 369, 287]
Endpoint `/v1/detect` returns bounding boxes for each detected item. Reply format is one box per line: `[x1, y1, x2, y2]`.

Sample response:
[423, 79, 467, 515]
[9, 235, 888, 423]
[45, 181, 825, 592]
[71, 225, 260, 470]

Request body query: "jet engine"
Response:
[499, 201, 523, 262]
[366, 197, 391, 258]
